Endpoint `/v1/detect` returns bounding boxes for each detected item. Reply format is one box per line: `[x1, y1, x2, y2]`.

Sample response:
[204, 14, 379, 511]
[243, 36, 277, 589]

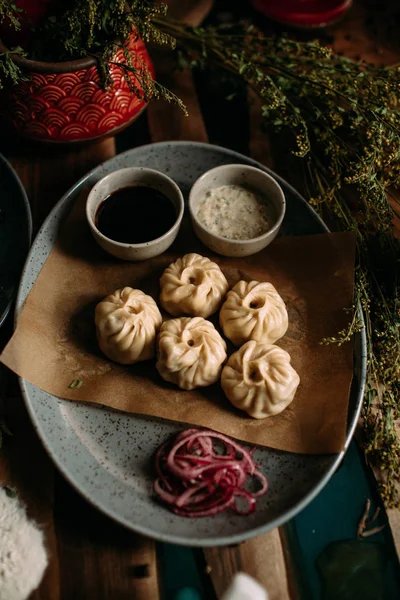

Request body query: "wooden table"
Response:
[0, 1, 399, 598]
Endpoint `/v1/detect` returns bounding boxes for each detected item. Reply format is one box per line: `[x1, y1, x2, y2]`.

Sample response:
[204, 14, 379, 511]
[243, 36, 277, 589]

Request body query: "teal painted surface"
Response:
[158, 543, 208, 600]
[291, 441, 400, 599]
[174, 588, 203, 600]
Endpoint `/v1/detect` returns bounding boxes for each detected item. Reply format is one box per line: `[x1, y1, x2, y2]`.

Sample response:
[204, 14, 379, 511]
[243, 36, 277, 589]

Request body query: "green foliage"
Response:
[31, 0, 184, 110]
[29, 0, 175, 62]
[0, 0, 22, 89]
[0, 1, 183, 111]
[0, 47, 25, 90]
[0, 0, 21, 30]
[155, 18, 400, 506]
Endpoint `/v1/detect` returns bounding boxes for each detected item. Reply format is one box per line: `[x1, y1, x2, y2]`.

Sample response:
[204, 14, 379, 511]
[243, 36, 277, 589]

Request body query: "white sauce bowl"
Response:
[189, 164, 286, 257]
[86, 167, 184, 261]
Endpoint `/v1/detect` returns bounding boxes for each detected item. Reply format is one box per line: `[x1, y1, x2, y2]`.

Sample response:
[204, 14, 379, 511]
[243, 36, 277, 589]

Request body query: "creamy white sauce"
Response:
[196, 184, 274, 240]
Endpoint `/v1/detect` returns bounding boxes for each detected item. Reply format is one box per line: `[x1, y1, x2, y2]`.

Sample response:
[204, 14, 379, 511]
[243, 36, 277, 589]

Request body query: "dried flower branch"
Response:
[0, 2, 399, 504]
[0, 1, 180, 108]
[151, 17, 400, 506]
[357, 498, 385, 538]
[0, 0, 21, 31]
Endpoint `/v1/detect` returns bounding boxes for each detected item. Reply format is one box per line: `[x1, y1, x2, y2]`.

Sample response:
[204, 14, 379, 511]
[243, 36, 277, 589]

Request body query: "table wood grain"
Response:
[1, 1, 399, 599]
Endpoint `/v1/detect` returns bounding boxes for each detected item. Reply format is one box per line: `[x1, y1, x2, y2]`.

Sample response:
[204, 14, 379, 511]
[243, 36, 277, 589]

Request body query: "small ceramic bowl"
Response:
[189, 164, 286, 257]
[86, 167, 184, 261]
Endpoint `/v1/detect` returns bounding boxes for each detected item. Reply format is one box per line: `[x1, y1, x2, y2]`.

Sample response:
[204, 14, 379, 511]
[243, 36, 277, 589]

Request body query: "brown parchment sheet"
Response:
[1, 191, 357, 454]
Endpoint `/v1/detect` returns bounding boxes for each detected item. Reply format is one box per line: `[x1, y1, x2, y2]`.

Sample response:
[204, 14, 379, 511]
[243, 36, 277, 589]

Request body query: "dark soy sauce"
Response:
[95, 185, 177, 244]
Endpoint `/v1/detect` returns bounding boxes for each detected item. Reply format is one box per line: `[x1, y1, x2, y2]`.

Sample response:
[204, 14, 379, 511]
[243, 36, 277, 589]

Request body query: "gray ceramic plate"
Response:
[0, 153, 32, 327]
[17, 142, 366, 547]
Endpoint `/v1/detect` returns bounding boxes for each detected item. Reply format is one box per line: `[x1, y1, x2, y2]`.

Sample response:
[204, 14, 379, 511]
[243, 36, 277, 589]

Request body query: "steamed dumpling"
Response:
[219, 280, 288, 346]
[95, 287, 162, 364]
[160, 253, 229, 318]
[156, 317, 227, 390]
[221, 341, 300, 418]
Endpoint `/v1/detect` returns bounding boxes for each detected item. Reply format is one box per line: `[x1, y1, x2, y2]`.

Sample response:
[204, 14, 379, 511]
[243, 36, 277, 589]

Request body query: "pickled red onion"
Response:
[153, 429, 268, 518]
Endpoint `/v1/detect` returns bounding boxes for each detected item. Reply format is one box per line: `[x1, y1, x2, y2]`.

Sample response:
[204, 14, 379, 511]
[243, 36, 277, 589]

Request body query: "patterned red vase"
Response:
[249, 0, 352, 28]
[0, 32, 154, 143]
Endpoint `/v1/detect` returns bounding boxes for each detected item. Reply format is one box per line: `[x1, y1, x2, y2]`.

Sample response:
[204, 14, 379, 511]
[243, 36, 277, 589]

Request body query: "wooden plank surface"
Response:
[147, 0, 211, 143]
[54, 478, 160, 600]
[204, 532, 292, 600]
[0, 134, 161, 600]
[1, 1, 399, 599]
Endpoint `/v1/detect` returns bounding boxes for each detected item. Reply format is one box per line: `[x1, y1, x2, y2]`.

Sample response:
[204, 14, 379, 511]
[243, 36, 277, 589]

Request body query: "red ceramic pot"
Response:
[250, 0, 352, 28]
[0, 32, 154, 143]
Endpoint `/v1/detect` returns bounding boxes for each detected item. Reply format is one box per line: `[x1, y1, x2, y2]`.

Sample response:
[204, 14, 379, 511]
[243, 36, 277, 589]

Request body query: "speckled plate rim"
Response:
[16, 141, 367, 546]
[0, 153, 32, 328]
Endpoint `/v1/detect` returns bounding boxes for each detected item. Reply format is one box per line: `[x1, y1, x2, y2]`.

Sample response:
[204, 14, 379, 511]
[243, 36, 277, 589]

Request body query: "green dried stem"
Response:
[29, 0, 175, 62]
[0, 0, 23, 89]
[0, 0, 22, 30]
[29, 0, 179, 109]
[0, 47, 25, 90]
[154, 17, 400, 505]
[0, 1, 180, 109]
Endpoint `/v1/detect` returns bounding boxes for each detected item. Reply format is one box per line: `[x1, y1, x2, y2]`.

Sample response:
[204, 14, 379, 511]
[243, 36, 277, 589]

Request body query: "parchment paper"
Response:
[1, 191, 356, 453]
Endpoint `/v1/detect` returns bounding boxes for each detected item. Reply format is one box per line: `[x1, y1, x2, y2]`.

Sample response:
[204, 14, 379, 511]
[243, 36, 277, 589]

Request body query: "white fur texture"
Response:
[0, 488, 48, 600]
